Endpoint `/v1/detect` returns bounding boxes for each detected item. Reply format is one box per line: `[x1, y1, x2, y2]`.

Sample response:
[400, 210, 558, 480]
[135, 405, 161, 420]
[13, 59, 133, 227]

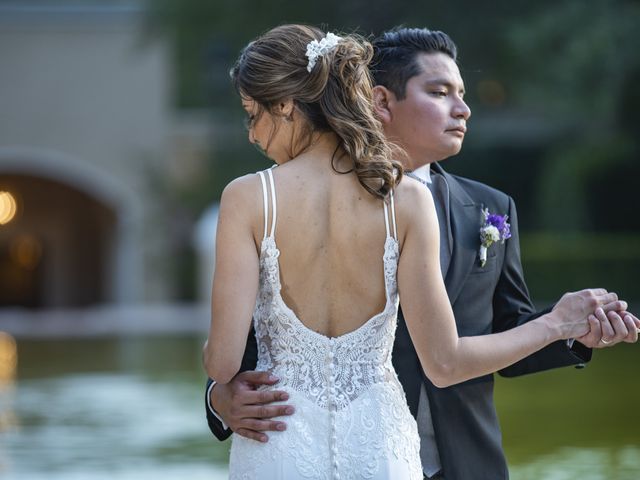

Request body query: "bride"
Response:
[203, 24, 595, 479]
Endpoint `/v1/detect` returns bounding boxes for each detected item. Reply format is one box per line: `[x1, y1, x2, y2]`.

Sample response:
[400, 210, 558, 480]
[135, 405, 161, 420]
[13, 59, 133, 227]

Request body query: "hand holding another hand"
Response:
[549, 288, 639, 348]
[549, 289, 620, 340]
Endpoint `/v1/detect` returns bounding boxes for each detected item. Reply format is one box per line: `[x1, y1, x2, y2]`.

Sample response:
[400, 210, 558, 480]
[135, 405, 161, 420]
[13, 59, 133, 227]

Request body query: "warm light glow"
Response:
[0, 191, 17, 225]
[0, 332, 17, 383]
[477, 79, 507, 107]
[10, 234, 42, 270]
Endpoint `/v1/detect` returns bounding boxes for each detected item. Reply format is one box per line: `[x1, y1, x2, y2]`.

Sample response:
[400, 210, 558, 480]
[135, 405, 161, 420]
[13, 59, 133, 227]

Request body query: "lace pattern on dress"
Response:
[254, 235, 401, 410]
[229, 169, 422, 480]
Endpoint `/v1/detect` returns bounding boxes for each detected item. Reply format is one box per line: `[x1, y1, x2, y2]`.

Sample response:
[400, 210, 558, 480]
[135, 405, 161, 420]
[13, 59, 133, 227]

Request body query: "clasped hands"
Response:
[211, 288, 639, 443]
[550, 288, 639, 348]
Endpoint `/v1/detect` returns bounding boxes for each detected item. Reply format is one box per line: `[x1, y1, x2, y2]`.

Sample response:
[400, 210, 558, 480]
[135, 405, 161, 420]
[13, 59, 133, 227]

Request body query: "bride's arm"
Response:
[396, 182, 614, 388]
[204, 175, 261, 384]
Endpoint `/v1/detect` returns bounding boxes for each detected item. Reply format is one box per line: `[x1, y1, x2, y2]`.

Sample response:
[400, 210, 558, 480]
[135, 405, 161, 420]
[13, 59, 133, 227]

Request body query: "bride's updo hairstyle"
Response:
[230, 24, 402, 199]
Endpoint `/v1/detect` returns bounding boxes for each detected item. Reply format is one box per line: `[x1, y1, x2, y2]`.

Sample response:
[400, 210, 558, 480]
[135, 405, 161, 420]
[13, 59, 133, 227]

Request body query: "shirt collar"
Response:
[410, 163, 432, 184]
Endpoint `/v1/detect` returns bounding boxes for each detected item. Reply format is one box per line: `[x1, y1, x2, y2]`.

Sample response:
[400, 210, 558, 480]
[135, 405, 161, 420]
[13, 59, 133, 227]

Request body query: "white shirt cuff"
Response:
[207, 380, 229, 431]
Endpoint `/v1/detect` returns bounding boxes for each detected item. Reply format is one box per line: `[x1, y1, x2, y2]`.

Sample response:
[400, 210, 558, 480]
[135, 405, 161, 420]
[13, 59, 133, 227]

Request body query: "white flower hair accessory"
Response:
[305, 32, 342, 73]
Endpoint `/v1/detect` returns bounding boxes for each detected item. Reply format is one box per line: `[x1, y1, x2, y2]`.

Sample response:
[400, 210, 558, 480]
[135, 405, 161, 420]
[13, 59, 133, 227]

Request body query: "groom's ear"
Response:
[372, 86, 393, 125]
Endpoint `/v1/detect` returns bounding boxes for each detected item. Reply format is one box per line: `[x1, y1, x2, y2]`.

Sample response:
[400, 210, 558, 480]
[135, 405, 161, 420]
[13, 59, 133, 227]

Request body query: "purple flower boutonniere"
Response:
[479, 208, 512, 267]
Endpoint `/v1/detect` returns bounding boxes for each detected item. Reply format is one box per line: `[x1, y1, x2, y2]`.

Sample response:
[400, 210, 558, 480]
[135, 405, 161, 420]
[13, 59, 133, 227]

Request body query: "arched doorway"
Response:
[0, 174, 116, 307]
[0, 148, 142, 308]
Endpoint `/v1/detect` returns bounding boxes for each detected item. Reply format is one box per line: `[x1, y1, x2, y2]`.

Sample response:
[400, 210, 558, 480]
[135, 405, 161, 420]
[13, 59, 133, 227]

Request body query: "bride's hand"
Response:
[576, 307, 640, 348]
[547, 289, 622, 340]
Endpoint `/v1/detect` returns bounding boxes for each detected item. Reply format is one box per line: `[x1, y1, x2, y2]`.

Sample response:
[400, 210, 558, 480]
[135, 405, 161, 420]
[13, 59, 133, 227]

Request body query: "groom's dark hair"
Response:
[371, 27, 458, 100]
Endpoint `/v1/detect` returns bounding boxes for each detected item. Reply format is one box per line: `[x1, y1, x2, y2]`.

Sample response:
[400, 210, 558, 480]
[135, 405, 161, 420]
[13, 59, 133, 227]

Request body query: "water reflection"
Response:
[510, 446, 640, 480]
[496, 343, 640, 480]
[0, 332, 17, 381]
[3, 337, 229, 479]
[0, 331, 17, 463]
[1, 336, 638, 479]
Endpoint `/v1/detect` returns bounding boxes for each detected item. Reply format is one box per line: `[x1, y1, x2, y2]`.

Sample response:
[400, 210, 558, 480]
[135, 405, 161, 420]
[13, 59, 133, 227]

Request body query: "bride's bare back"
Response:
[256, 155, 391, 338]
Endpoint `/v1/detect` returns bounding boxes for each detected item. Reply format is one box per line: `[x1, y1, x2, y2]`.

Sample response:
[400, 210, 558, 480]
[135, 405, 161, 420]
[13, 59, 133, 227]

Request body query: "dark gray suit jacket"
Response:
[205, 163, 591, 479]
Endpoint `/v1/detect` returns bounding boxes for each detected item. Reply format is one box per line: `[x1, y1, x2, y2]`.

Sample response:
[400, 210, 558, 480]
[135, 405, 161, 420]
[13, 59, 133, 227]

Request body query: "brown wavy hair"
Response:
[230, 24, 402, 199]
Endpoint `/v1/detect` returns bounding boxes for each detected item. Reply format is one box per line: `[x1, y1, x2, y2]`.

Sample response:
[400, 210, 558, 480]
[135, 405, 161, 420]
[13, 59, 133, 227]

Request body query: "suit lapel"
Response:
[432, 163, 483, 305]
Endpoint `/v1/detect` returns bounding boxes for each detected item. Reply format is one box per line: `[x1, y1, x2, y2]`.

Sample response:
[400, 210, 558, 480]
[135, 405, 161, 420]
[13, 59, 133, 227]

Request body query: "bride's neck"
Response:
[297, 132, 353, 170]
[296, 132, 348, 165]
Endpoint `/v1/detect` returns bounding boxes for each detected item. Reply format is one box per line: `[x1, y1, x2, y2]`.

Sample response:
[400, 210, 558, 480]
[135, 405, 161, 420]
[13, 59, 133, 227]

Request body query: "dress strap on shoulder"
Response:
[266, 168, 277, 237]
[389, 189, 397, 240]
[257, 169, 277, 239]
[257, 171, 269, 240]
[383, 190, 398, 240]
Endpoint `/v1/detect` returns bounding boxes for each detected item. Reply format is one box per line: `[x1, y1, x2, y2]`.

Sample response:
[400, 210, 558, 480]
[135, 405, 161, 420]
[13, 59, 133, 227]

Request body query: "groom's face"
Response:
[380, 52, 471, 169]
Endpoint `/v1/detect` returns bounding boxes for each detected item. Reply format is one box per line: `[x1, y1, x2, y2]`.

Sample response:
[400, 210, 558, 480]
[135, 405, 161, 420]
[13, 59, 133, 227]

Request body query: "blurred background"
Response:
[0, 0, 638, 478]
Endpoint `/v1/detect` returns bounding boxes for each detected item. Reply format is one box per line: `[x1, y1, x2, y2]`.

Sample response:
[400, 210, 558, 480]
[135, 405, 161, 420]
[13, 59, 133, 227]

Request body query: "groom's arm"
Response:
[492, 197, 637, 377]
[205, 378, 231, 440]
[490, 197, 591, 377]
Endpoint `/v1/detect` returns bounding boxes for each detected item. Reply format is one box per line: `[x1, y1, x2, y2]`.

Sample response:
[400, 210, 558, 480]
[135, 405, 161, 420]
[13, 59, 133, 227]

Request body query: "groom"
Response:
[204, 27, 638, 479]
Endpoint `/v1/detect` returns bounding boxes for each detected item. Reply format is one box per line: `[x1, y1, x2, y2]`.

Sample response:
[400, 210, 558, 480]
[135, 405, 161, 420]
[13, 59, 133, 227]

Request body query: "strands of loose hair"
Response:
[231, 24, 402, 199]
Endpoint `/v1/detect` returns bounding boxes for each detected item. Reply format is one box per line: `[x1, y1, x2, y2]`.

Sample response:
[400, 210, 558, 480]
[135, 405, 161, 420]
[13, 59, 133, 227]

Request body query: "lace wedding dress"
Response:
[228, 169, 422, 480]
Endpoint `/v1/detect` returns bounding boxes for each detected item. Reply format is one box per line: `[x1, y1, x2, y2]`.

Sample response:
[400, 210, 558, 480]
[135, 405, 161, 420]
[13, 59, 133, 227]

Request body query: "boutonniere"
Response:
[479, 208, 512, 267]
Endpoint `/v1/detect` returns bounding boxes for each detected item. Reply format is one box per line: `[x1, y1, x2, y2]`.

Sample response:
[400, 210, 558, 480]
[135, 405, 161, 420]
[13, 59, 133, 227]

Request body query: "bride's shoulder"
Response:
[394, 175, 434, 212]
[220, 172, 264, 209]
[392, 176, 437, 243]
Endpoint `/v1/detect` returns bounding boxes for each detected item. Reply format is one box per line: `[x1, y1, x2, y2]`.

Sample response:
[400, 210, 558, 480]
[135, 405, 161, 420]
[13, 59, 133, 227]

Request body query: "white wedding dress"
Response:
[228, 169, 422, 480]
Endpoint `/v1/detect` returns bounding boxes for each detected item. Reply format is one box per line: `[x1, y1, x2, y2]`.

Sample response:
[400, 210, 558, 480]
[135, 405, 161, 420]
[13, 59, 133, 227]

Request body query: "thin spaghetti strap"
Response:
[383, 201, 391, 238]
[257, 171, 269, 240]
[389, 190, 398, 240]
[266, 168, 277, 237]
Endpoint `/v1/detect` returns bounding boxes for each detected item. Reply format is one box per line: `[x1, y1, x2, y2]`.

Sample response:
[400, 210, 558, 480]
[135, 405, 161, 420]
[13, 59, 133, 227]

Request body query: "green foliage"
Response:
[495, 1, 640, 234]
[505, 0, 640, 120]
[145, 0, 549, 109]
[521, 233, 640, 301]
[536, 136, 636, 232]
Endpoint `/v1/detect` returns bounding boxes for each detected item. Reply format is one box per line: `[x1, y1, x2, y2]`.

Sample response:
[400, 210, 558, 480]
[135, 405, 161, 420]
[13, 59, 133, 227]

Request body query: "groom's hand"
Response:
[210, 370, 294, 443]
[549, 289, 619, 339]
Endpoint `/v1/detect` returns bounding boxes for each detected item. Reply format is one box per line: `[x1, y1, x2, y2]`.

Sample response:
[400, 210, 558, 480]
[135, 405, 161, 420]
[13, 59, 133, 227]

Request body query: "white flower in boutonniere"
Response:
[479, 208, 512, 267]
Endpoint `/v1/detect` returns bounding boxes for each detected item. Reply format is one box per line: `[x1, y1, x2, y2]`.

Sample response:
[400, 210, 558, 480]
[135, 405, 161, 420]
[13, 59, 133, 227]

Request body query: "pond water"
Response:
[496, 342, 640, 480]
[0, 335, 637, 479]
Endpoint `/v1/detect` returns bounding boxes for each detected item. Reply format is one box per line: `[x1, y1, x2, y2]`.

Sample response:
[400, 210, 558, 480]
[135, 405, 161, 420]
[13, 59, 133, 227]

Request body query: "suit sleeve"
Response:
[204, 327, 259, 440]
[492, 197, 591, 377]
